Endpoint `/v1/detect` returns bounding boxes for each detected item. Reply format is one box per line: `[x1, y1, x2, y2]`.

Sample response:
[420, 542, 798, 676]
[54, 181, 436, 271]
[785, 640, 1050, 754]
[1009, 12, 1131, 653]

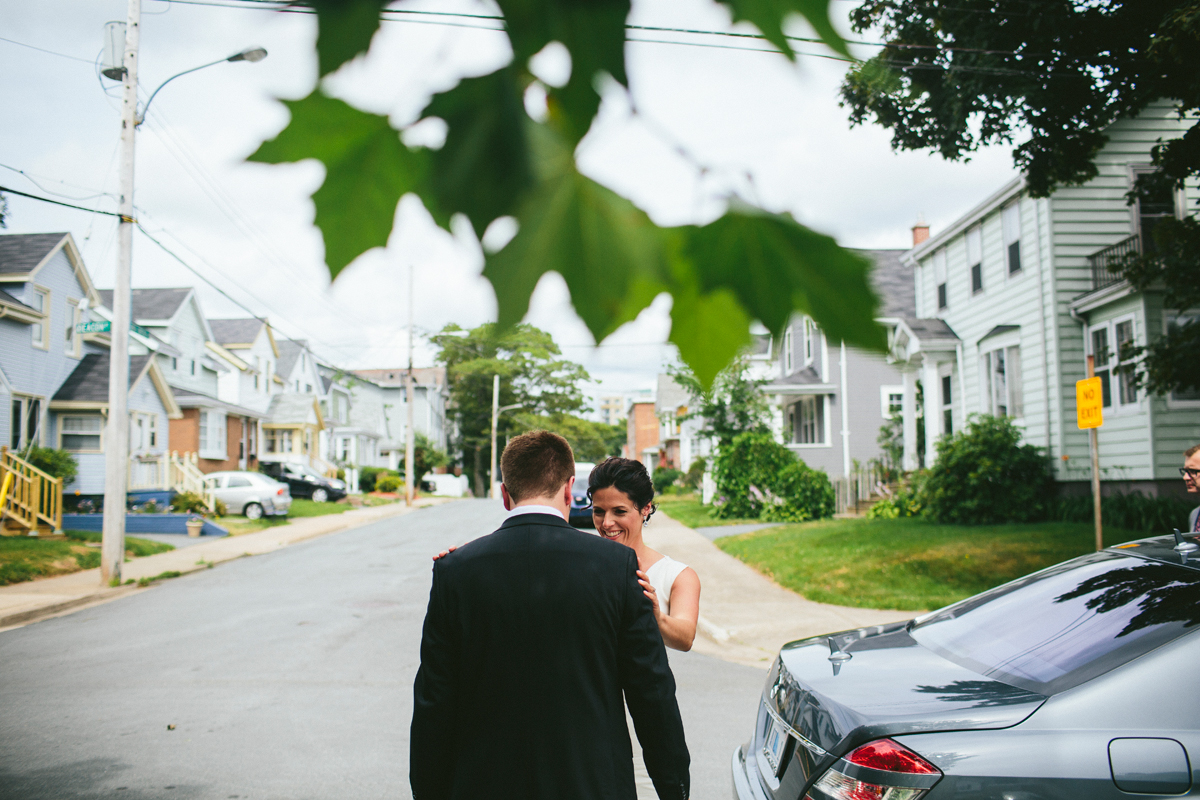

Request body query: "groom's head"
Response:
[501, 430, 575, 506]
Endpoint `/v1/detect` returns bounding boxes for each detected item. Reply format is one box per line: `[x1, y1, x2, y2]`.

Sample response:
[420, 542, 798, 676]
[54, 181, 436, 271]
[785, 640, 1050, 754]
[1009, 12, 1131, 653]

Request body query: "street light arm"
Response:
[135, 47, 267, 127]
[498, 403, 523, 413]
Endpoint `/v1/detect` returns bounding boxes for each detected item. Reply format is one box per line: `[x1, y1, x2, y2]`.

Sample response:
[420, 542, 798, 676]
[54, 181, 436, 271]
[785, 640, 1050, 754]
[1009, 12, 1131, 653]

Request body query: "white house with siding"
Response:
[894, 102, 1200, 497]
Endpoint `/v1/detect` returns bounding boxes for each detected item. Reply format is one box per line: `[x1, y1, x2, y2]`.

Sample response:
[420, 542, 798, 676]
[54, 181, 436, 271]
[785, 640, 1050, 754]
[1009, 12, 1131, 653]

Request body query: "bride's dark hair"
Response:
[587, 457, 657, 521]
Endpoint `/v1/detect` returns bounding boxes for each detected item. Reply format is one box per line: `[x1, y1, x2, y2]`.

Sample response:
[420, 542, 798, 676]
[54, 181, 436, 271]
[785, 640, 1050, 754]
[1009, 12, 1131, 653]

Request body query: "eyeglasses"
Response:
[1180, 468, 1200, 479]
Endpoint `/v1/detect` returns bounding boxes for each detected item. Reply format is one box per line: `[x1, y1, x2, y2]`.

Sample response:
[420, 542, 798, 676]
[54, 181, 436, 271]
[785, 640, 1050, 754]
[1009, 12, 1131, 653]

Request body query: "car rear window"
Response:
[910, 552, 1200, 694]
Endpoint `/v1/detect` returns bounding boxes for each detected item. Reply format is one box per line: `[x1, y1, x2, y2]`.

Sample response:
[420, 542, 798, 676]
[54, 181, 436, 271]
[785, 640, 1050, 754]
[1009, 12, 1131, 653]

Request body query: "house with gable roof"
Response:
[98, 288, 265, 473]
[892, 102, 1200, 497]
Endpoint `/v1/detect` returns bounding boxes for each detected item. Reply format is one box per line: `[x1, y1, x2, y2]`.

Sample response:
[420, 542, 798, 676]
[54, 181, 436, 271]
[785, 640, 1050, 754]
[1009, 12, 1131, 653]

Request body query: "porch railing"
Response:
[128, 451, 215, 511]
[0, 446, 63, 534]
[1087, 234, 1140, 291]
[310, 454, 339, 479]
[832, 463, 889, 516]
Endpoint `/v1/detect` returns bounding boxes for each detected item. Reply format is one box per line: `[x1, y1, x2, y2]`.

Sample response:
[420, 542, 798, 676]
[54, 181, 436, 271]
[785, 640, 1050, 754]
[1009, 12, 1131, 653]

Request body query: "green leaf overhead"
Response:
[497, 0, 631, 143]
[310, 0, 390, 77]
[677, 205, 884, 351]
[482, 126, 667, 342]
[424, 68, 534, 236]
[714, 0, 850, 59]
[667, 276, 752, 391]
[248, 90, 428, 277]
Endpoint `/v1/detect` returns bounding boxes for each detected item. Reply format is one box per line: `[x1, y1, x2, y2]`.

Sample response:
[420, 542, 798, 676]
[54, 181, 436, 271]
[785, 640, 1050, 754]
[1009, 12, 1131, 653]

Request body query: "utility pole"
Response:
[102, 0, 140, 585]
[405, 264, 415, 507]
[490, 374, 500, 499]
[1087, 355, 1103, 551]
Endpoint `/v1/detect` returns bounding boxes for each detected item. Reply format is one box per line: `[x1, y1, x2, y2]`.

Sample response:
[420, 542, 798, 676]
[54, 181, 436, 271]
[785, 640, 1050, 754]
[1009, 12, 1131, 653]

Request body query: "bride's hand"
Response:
[432, 544, 459, 562]
[636, 569, 663, 620]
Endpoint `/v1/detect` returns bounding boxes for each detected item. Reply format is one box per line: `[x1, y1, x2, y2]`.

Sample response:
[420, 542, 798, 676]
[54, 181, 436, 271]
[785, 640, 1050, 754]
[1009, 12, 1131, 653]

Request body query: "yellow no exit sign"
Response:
[1077, 377, 1104, 429]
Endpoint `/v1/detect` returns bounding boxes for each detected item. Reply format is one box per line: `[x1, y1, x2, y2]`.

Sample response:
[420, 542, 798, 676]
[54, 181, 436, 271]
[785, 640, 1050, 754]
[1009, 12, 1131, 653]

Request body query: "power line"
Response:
[0, 34, 96, 64]
[0, 184, 129, 220]
[0, 162, 117, 203]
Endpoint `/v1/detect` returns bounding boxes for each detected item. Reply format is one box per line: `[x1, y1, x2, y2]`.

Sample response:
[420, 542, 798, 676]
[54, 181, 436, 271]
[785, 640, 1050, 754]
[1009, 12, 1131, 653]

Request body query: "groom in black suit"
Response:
[411, 431, 690, 800]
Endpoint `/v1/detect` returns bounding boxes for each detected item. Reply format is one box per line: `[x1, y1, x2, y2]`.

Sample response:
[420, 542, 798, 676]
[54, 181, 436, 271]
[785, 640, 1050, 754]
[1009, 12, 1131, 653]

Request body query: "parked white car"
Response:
[203, 471, 292, 519]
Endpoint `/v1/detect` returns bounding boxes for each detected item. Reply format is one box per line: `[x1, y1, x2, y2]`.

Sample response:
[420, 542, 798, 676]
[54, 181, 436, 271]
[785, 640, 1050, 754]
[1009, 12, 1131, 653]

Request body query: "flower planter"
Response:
[186, 518, 204, 538]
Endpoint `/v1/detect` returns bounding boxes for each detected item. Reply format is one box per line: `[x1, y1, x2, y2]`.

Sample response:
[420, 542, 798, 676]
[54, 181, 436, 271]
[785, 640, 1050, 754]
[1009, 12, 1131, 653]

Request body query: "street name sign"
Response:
[1076, 377, 1104, 429]
[76, 320, 151, 337]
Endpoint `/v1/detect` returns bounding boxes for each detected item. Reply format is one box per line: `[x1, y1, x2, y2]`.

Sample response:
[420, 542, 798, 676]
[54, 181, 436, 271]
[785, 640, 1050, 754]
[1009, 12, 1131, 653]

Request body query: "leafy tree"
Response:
[712, 430, 795, 518]
[652, 468, 683, 495]
[431, 323, 589, 495]
[511, 412, 624, 463]
[247, 0, 885, 390]
[841, 0, 1200, 395]
[669, 356, 770, 450]
[682, 456, 707, 491]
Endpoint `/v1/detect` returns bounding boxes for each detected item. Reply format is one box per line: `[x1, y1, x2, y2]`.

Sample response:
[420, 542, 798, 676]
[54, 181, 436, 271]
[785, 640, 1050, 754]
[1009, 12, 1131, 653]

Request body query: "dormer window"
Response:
[783, 327, 794, 374]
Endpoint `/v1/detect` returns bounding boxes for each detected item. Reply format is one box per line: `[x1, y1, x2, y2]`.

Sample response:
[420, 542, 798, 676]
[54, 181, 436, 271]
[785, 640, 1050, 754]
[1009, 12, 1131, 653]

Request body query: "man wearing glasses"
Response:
[1183, 444, 1200, 533]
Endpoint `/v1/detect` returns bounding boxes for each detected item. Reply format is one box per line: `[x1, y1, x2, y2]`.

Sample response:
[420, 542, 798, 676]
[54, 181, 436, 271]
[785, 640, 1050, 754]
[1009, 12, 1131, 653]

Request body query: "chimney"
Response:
[911, 220, 930, 247]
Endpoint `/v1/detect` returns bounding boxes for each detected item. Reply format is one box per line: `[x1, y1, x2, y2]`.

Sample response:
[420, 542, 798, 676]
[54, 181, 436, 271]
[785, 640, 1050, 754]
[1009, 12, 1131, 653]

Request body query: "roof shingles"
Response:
[53, 353, 153, 403]
[0, 233, 68, 276]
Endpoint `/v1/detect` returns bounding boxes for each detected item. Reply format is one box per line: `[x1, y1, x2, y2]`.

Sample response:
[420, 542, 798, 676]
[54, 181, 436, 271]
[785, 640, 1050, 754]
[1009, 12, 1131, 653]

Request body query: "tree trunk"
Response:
[472, 446, 484, 498]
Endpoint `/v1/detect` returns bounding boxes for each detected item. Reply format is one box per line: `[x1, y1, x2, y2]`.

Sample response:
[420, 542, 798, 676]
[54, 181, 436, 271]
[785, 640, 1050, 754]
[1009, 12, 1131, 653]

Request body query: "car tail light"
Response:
[807, 739, 941, 800]
[277, 487, 286, 496]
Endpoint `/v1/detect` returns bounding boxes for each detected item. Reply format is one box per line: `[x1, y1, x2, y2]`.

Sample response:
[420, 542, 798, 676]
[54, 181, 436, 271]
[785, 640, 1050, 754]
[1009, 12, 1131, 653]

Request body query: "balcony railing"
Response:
[1087, 234, 1140, 291]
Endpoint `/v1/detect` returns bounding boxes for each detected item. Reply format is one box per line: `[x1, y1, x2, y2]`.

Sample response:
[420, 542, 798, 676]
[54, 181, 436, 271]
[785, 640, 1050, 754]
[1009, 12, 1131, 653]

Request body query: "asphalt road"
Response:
[0, 499, 766, 800]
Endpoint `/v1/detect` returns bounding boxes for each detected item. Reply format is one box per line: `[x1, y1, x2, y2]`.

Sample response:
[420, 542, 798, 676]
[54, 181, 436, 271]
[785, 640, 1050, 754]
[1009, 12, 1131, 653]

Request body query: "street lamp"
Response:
[490, 374, 522, 500]
[98, 0, 268, 584]
[137, 47, 267, 127]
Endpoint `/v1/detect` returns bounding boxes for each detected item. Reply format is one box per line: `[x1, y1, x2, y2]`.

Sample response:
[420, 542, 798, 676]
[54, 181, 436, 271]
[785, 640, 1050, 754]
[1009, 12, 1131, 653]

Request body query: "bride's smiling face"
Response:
[591, 486, 650, 545]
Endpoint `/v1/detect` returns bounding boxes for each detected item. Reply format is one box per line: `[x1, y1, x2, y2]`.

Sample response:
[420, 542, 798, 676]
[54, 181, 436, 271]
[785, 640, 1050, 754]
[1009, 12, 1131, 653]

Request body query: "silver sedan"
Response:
[203, 471, 292, 519]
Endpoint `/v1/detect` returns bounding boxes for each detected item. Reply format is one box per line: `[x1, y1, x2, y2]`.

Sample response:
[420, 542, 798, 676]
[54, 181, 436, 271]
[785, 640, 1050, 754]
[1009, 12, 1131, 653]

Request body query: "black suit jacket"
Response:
[411, 512, 690, 800]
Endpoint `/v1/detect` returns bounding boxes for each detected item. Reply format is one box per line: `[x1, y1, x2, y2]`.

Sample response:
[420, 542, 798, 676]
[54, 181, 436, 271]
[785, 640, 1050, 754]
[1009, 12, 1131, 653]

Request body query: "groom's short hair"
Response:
[501, 430, 575, 502]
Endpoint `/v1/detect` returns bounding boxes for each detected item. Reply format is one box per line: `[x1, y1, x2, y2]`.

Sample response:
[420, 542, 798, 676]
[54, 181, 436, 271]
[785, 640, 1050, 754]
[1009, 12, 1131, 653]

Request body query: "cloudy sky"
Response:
[1, 0, 1019, 413]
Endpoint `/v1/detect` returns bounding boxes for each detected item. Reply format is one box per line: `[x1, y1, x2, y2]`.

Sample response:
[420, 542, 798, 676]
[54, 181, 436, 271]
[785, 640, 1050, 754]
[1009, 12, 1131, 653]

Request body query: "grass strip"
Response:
[714, 517, 1142, 612]
[0, 530, 174, 587]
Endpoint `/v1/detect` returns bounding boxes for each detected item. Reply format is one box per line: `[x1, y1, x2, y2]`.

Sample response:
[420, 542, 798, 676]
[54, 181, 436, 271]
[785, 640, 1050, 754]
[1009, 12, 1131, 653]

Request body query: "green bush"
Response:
[761, 462, 835, 522]
[359, 466, 398, 493]
[171, 491, 213, 517]
[374, 474, 402, 493]
[920, 415, 1054, 525]
[1054, 492, 1194, 534]
[652, 467, 682, 494]
[25, 446, 78, 484]
[866, 485, 923, 519]
[682, 457, 706, 490]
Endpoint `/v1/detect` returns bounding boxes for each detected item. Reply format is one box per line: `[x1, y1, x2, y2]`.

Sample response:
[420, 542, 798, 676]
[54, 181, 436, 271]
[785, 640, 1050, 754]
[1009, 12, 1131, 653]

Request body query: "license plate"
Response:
[762, 716, 789, 776]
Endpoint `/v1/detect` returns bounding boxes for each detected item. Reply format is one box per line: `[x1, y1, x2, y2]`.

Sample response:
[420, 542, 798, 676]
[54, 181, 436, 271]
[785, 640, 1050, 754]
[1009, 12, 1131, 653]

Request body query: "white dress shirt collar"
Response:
[505, 503, 567, 521]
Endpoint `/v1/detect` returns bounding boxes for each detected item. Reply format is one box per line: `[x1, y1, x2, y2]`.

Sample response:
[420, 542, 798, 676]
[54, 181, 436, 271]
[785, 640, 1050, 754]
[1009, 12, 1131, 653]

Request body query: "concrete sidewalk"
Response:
[648, 511, 915, 669]
[0, 498, 449, 631]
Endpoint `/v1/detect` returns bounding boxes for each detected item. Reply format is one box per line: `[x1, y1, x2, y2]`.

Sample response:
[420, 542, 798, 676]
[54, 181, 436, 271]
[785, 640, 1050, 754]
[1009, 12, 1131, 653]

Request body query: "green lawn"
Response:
[0, 530, 174, 587]
[714, 517, 1142, 612]
[218, 497, 356, 536]
[655, 494, 761, 529]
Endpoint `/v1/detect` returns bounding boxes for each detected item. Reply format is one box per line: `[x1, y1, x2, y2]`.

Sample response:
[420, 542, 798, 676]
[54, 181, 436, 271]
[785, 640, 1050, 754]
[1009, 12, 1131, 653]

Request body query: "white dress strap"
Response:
[645, 555, 688, 616]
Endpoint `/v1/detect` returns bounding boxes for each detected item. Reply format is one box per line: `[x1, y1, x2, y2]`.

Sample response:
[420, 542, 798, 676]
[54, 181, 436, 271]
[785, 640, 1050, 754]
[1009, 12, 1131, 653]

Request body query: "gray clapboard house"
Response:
[892, 102, 1200, 496]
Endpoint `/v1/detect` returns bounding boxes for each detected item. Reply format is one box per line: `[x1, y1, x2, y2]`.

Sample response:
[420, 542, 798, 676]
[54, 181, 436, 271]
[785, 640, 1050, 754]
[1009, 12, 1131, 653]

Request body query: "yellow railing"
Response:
[0, 446, 63, 534]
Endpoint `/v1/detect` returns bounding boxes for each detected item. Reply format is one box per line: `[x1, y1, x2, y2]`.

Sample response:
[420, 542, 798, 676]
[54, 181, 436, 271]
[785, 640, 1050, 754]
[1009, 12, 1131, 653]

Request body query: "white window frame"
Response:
[803, 319, 816, 366]
[29, 285, 50, 350]
[792, 395, 829, 447]
[981, 345, 1023, 419]
[1088, 314, 1140, 412]
[880, 385, 904, 420]
[1129, 164, 1184, 242]
[64, 298, 82, 357]
[10, 394, 45, 450]
[933, 248, 948, 311]
[199, 409, 228, 460]
[783, 327, 794, 374]
[1002, 202, 1022, 276]
[966, 224, 984, 295]
[58, 413, 104, 453]
[939, 365, 955, 437]
[264, 427, 292, 455]
[1165, 312, 1200, 407]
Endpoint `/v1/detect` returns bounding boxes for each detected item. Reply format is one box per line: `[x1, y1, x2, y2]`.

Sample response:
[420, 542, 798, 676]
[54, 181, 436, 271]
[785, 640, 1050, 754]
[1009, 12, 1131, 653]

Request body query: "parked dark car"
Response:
[569, 462, 596, 528]
[733, 532, 1200, 800]
[260, 462, 346, 503]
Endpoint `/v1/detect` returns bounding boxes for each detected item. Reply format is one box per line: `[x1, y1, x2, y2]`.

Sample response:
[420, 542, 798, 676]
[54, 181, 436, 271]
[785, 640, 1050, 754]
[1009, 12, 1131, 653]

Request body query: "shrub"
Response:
[682, 457, 706, 490]
[1054, 492, 1194, 534]
[652, 467, 682, 494]
[920, 415, 1054, 525]
[359, 466, 398, 493]
[374, 474, 402, 493]
[761, 462, 835, 523]
[25, 446, 78, 484]
[713, 430, 796, 518]
[172, 491, 212, 516]
[866, 484, 923, 519]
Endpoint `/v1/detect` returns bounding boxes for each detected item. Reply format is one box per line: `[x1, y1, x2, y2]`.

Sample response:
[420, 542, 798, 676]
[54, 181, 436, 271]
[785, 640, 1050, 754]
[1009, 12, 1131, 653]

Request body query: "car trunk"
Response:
[757, 623, 1047, 797]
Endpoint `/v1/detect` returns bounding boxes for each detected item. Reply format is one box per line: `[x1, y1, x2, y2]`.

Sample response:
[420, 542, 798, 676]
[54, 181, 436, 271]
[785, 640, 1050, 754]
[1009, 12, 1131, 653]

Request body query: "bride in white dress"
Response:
[588, 458, 701, 652]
